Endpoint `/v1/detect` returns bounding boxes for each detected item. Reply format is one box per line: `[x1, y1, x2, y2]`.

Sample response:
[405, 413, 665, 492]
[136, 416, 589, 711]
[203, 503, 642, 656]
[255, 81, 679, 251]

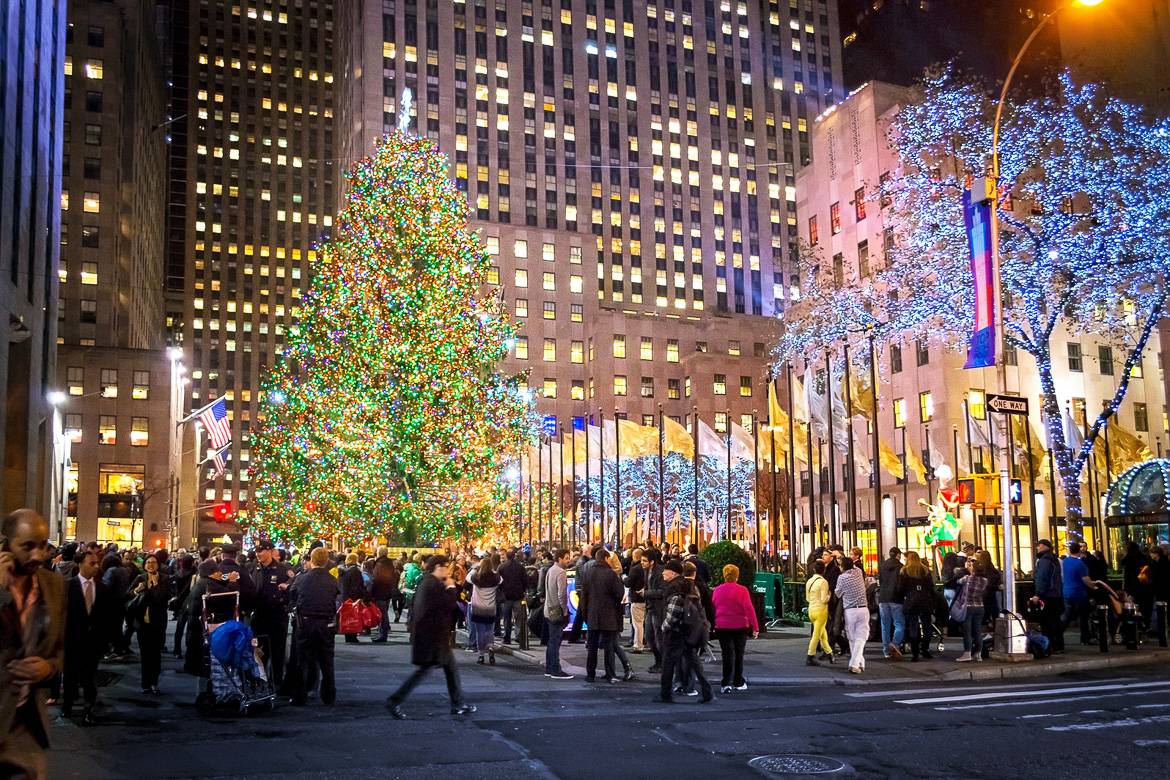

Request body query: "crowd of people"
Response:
[4, 501, 1169, 778]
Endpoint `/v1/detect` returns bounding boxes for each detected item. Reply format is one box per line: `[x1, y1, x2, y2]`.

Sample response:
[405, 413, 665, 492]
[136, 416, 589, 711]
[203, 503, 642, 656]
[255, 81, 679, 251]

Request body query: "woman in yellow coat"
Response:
[805, 559, 833, 665]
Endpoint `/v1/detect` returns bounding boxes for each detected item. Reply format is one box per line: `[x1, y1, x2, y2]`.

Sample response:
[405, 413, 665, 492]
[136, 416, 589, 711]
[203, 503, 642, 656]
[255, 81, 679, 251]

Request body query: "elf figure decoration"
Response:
[922, 463, 961, 547]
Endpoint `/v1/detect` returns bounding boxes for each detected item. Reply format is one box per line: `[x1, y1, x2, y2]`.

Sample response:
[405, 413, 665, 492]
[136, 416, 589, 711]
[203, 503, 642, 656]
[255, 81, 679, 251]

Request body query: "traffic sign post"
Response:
[987, 393, 1029, 416]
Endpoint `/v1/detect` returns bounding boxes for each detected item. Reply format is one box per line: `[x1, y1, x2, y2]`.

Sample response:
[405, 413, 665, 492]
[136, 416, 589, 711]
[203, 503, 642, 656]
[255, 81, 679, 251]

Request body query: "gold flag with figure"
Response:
[617, 418, 657, 458]
[1096, 420, 1152, 476]
[849, 370, 875, 420]
[905, 440, 927, 485]
[879, 440, 905, 480]
[662, 416, 695, 459]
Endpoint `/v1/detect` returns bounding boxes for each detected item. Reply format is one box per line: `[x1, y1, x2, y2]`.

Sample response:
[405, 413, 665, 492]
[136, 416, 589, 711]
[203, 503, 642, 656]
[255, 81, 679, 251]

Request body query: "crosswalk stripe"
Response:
[844, 679, 1115, 700]
[893, 680, 1170, 706]
[932, 688, 1170, 712]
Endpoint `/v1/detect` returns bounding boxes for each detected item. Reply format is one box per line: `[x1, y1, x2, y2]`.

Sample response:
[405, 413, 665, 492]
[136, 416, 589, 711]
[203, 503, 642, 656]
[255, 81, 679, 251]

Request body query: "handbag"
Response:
[337, 599, 364, 634]
[949, 581, 969, 623]
[361, 600, 383, 630]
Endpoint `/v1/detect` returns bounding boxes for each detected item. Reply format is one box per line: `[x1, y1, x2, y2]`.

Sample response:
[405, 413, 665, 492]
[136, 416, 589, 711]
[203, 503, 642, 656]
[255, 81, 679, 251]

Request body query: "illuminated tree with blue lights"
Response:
[776, 70, 1170, 536]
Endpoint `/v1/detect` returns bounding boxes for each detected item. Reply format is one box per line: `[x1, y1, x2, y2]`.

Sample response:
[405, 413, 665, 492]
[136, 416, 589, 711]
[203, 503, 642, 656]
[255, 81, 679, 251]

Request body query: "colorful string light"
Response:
[247, 130, 537, 543]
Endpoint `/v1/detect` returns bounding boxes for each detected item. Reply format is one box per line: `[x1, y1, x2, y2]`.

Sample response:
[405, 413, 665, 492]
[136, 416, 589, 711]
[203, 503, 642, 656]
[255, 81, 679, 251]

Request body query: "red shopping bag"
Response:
[361, 601, 383, 630]
[337, 599, 364, 634]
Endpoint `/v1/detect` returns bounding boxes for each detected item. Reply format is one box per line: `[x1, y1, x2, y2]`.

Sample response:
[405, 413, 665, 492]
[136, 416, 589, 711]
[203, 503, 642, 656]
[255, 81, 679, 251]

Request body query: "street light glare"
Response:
[1076, 0, 1105, 6]
[46, 390, 67, 406]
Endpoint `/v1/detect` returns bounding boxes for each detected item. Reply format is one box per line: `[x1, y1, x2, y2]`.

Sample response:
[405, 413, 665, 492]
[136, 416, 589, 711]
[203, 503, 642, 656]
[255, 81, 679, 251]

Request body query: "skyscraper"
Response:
[56, 0, 174, 546]
[167, 0, 337, 545]
[337, 0, 841, 456]
[1, 0, 67, 516]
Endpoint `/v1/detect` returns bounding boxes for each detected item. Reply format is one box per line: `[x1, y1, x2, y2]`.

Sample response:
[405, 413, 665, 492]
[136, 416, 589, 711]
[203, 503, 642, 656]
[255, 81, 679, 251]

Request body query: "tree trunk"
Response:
[1032, 346, 1085, 540]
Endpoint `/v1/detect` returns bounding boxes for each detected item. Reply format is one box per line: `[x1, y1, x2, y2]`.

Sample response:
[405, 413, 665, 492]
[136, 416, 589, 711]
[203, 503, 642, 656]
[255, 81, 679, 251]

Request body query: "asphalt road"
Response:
[47, 632, 1170, 779]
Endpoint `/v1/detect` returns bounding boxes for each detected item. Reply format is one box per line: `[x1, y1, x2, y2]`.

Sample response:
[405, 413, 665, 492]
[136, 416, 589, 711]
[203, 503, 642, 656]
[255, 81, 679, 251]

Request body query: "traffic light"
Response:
[212, 503, 236, 523]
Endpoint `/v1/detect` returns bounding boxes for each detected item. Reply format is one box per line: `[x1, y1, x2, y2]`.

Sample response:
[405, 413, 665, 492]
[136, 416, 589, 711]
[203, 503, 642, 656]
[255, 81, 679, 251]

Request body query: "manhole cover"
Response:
[749, 754, 846, 776]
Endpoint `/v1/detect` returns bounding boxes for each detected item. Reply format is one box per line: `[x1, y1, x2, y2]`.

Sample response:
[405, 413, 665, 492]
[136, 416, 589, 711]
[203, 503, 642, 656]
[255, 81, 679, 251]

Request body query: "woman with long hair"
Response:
[955, 558, 989, 662]
[469, 555, 502, 665]
[129, 554, 171, 694]
[897, 551, 935, 662]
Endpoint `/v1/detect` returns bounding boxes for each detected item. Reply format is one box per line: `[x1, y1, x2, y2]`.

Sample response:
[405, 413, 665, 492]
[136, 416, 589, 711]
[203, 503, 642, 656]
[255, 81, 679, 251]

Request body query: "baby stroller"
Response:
[195, 591, 276, 716]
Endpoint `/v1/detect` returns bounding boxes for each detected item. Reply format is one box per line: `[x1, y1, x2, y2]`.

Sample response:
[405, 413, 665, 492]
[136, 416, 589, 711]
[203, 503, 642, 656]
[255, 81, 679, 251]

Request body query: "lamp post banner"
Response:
[963, 188, 996, 369]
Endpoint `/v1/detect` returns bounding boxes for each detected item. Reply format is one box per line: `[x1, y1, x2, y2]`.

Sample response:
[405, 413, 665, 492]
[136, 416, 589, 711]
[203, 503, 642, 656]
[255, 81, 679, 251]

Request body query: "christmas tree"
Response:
[248, 113, 534, 543]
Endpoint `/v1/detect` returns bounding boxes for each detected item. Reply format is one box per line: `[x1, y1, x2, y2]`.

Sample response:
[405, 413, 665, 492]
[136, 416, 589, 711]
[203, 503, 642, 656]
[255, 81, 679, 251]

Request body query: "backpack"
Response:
[681, 597, 709, 648]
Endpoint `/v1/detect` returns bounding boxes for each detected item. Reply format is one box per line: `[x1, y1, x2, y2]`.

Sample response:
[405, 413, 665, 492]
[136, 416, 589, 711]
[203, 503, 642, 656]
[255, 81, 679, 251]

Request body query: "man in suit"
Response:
[62, 548, 108, 725]
[1, 508, 66, 779]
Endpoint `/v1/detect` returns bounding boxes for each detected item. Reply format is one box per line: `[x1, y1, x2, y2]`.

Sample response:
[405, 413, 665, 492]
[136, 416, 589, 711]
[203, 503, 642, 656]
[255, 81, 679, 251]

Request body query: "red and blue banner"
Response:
[963, 189, 996, 369]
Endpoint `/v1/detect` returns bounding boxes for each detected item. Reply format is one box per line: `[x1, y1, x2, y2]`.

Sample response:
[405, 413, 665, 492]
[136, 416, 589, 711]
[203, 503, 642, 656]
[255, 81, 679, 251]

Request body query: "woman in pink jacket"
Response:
[711, 564, 759, 693]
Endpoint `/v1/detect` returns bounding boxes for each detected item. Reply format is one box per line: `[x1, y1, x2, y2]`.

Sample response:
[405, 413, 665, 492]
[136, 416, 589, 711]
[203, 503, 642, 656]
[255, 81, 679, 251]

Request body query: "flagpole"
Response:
[785, 366, 798, 579]
[753, 409, 761, 567]
[614, 407, 622, 550]
[584, 411, 591, 546]
[817, 437, 826, 549]
[692, 406, 700, 547]
[1080, 408, 1096, 549]
[1023, 417, 1038, 568]
[598, 407, 606, 544]
[963, 397, 976, 474]
[824, 353, 839, 546]
[843, 342, 859, 552]
[527, 449, 534, 546]
[518, 454, 525, 542]
[537, 435, 544, 545]
[571, 421, 578, 547]
[657, 404, 665, 545]
[900, 425, 910, 555]
[559, 424, 566, 546]
[987, 409, 997, 554]
[769, 377, 780, 573]
[868, 332, 883, 565]
[725, 408, 732, 542]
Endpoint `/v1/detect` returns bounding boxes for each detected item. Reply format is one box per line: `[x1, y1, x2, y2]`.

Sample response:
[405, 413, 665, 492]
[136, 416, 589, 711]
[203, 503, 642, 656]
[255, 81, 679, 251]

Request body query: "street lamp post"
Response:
[987, 0, 1107, 618]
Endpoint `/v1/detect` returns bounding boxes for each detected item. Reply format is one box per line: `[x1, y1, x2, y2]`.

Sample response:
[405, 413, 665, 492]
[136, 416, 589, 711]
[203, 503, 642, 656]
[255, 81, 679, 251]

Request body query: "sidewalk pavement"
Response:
[489, 624, 1170, 686]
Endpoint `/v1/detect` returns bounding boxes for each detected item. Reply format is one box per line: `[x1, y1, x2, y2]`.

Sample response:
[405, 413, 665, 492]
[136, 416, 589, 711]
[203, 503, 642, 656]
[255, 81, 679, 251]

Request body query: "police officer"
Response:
[217, 544, 257, 611]
[289, 547, 339, 706]
[249, 540, 293, 689]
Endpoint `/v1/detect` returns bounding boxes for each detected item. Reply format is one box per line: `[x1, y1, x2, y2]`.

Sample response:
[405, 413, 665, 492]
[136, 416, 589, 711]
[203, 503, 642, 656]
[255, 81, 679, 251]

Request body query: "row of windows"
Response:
[66, 368, 151, 400]
[63, 414, 150, 447]
[534, 373, 755, 400]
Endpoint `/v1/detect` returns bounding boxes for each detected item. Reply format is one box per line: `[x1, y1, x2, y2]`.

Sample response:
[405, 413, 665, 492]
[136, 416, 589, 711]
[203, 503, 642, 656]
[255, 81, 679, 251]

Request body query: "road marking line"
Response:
[934, 689, 1170, 711]
[1135, 703, 1170, 709]
[1047, 714, 1170, 732]
[1018, 713, 1071, 719]
[845, 679, 1113, 699]
[1135, 739, 1170, 746]
[895, 680, 1170, 706]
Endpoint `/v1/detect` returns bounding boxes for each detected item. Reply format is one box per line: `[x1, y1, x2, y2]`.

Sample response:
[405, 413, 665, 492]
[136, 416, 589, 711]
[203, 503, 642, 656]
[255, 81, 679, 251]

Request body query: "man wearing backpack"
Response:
[654, 560, 713, 704]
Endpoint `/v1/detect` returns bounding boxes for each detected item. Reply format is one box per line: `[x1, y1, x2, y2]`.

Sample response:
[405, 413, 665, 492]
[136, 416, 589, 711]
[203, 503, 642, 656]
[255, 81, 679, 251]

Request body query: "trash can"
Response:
[753, 572, 777, 619]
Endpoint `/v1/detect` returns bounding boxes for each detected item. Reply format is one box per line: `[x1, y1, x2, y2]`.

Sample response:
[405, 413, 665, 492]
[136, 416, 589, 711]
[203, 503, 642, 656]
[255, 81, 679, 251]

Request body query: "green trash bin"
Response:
[753, 572, 777, 620]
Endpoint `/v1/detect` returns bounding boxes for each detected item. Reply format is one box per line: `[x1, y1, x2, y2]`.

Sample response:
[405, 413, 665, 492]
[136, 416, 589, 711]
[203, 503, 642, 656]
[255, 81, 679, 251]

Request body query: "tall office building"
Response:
[837, 0, 1060, 90]
[56, 0, 175, 546]
[1, 1, 67, 516]
[337, 0, 841, 461]
[794, 81, 1167, 571]
[167, 0, 336, 545]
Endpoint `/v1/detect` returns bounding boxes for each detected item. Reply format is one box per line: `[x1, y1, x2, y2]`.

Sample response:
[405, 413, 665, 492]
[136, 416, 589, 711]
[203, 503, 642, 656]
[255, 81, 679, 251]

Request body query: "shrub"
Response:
[699, 541, 756, 586]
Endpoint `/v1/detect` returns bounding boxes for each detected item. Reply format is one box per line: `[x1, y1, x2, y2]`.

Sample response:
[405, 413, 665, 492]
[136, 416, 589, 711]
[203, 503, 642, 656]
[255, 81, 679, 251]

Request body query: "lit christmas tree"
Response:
[248, 110, 534, 543]
[776, 70, 1170, 536]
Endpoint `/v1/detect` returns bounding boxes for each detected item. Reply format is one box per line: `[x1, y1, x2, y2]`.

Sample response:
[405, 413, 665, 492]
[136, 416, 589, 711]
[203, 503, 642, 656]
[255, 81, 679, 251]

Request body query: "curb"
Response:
[938, 650, 1170, 681]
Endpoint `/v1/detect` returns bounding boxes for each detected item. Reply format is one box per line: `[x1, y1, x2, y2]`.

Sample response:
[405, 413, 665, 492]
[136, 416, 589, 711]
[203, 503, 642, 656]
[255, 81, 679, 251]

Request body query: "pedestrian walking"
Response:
[954, 557, 989, 662]
[369, 547, 397, 643]
[498, 550, 527, 645]
[0, 509, 67, 778]
[896, 551, 935, 662]
[835, 556, 869, 674]
[625, 550, 650, 652]
[805, 560, 833, 665]
[386, 555, 476, 718]
[582, 547, 624, 683]
[543, 549, 574, 679]
[62, 548, 109, 724]
[877, 547, 905, 660]
[289, 548, 339, 706]
[469, 555, 501, 665]
[128, 554, 170, 695]
[339, 553, 368, 644]
[711, 564, 758, 693]
[1031, 539, 1065, 654]
[655, 564, 713, 703]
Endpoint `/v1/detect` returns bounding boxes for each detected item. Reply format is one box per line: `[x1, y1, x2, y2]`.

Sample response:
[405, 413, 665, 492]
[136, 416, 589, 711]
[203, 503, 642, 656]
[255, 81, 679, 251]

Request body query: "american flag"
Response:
[207, 443, 230, 478]
[198, 398, 232, 449]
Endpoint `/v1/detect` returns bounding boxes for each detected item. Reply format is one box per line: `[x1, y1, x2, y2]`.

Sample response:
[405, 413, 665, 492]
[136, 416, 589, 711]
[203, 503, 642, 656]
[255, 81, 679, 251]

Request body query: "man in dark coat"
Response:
[62, 548, 110, 724]
[249, 541, 293, 687]
[289, 548, 339, 705]
[369, 547, 397, 642]
[497, 549, 527, 645]
[684, 544, 710, 585]
[386, 555, 476, 719]
[582, 547, 625, 683]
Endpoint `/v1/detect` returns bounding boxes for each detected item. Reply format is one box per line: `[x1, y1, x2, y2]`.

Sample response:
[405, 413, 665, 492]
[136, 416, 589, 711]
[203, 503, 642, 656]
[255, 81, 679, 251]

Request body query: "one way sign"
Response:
[987, 393, 1029, 415]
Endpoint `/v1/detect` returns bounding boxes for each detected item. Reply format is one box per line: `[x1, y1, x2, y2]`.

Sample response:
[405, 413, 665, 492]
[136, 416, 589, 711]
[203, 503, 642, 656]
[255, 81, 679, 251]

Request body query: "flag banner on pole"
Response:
[203, 442, 230, 478]
[197, 397, 232, 449]
[963, 188, 996, 369]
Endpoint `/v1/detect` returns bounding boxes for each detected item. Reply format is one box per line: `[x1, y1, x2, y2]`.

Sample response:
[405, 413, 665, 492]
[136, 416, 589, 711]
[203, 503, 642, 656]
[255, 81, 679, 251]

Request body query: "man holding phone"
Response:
[1, 508, 66, 779]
